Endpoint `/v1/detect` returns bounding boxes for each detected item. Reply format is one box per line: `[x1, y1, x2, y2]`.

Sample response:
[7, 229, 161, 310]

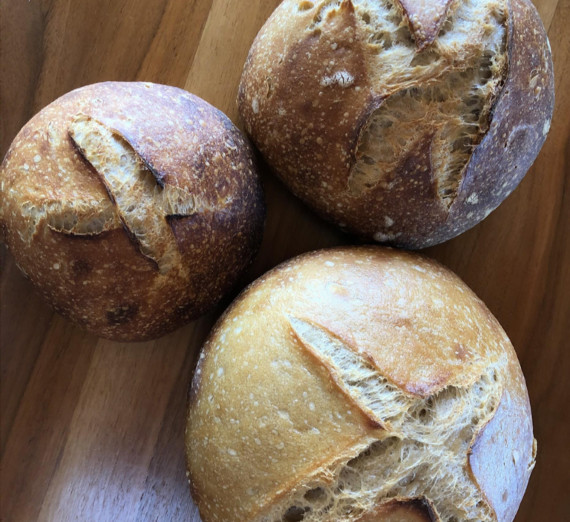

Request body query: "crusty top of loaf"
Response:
[186, 247, 534, 521]
[1, 82, 265, 340]
[238, 0, 554, 248]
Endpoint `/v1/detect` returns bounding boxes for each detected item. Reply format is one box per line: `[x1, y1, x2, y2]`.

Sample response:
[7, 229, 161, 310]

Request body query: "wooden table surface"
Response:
[1, 1, 568, 520]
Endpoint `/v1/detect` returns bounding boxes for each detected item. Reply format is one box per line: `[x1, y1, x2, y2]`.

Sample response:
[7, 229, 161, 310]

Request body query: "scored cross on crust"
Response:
[1, 81, 265, 341]
[273, 317, 506, 521]
[40, 115, 208, 275]
[15, 117, 207, 276]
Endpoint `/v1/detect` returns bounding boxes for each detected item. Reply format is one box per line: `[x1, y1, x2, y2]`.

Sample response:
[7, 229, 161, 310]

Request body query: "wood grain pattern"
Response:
[1, 0, 568, 520]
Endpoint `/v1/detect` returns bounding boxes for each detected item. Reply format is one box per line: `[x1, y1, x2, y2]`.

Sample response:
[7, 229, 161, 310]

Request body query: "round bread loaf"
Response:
[186, 247, 536, 521]
[238, 0, 554, 248]
[0, 82, 265, 341]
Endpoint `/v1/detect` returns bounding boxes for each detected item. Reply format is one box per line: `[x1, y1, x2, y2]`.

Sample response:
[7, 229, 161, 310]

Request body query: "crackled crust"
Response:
[238, 0, 554, 248]
[0, 82, 265, 341]
[186, 247, 535, 521]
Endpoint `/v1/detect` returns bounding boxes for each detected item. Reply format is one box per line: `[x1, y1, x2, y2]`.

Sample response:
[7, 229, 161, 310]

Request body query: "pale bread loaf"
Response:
[186, 247, 535, 521]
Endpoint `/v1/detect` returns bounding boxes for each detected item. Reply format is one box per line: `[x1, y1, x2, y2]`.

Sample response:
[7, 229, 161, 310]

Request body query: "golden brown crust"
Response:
[0, 82, 265, 341]
[238, 0, 554, 248]
[242, 2, 360, 196]
[185, 247, 535, 521]
[239, 0, 379, 229]
[196, 247, 498, 399]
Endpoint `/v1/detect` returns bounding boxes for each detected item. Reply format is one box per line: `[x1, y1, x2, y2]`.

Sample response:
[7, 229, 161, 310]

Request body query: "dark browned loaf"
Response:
[238, 0, 554, 248]
[186, 247, 536, 522]
[0, 82, 265, 341]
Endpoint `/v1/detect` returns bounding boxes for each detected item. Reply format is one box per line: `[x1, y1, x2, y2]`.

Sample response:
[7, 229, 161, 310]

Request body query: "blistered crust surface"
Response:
[238, 0, 554, 248]
[0, 82, 265, 341]
[186, 247, 535, 521]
